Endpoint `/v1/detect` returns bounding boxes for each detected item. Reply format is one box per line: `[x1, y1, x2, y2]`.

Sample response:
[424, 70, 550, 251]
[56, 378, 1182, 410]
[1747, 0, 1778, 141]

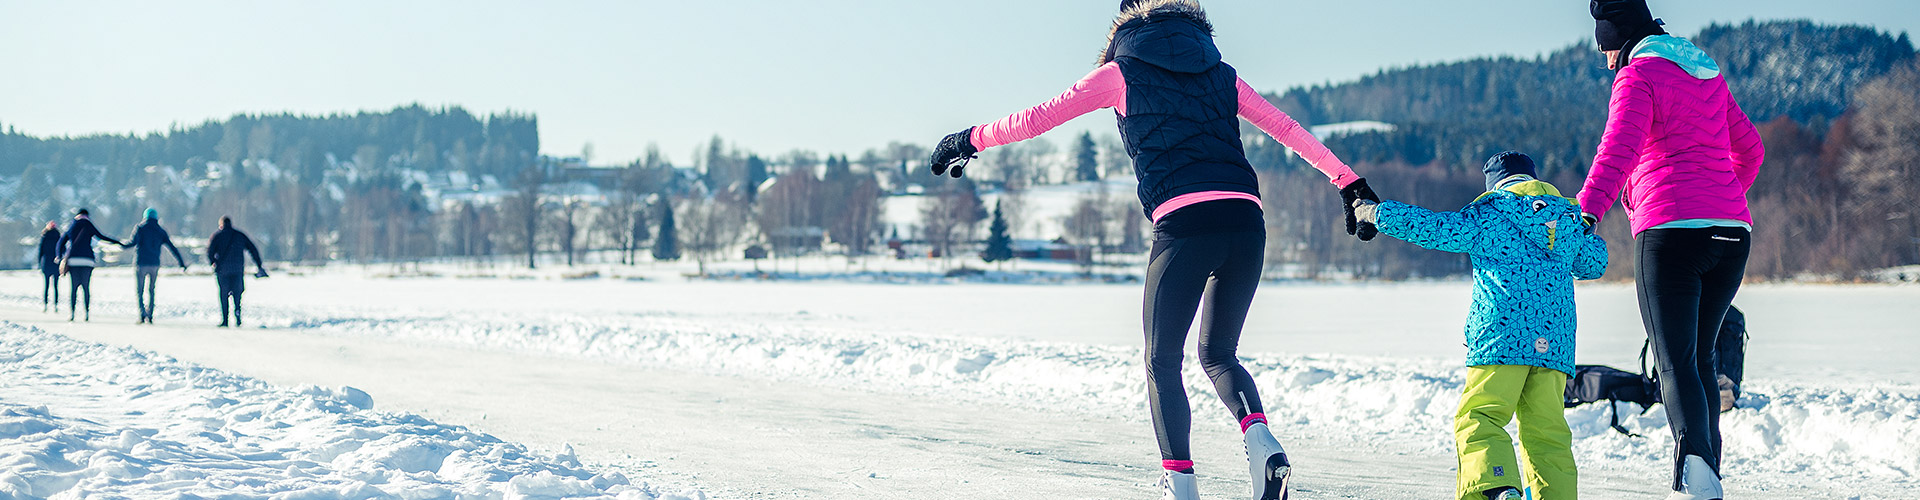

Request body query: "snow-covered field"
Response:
[0, 264, 1915, 498]
[0, 320, 704, 499]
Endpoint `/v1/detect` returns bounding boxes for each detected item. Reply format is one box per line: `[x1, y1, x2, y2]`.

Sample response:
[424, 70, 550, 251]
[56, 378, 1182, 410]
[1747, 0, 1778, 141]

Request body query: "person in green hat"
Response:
[121, 207, 188, 324]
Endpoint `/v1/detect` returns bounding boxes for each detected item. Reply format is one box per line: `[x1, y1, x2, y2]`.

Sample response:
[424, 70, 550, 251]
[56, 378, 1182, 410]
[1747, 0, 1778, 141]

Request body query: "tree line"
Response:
[2, 20, 1913, 281]
[1247, 20, 1920, 281]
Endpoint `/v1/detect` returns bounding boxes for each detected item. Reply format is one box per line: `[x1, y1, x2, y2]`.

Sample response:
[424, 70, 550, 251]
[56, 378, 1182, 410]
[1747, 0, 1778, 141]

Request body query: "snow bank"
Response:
[261, 309, 1918, 487]
[0, 322, 706, 500]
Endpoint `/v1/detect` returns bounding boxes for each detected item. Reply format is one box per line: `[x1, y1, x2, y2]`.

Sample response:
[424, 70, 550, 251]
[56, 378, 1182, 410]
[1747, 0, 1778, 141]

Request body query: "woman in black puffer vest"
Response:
[926, 2, 1379, 498]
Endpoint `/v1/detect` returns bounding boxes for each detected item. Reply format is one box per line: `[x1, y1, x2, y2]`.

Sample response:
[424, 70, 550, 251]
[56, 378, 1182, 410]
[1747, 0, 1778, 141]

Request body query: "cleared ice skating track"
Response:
[3, 311, 1486, 499]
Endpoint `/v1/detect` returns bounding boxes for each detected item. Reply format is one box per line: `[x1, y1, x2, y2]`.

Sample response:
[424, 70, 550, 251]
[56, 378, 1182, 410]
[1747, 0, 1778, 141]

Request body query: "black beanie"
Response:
[1483, 151, 1537, 191]
[1591, 0, 1663, 51]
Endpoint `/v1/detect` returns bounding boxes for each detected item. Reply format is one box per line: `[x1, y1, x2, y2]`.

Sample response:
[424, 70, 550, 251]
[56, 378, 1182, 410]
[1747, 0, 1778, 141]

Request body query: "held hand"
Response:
[928, 126, 978, 178]
[1339, 178, 1382, 241]
[255, 270, 270, 279]
[1351, 199, 1380, 226]
[1580, 212, 1599, 235]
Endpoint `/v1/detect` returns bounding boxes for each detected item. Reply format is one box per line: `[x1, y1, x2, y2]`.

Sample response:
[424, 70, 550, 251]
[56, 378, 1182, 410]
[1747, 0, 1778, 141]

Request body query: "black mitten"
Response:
[929, 126, 978, 178]
[1339, 178, 1381, 241]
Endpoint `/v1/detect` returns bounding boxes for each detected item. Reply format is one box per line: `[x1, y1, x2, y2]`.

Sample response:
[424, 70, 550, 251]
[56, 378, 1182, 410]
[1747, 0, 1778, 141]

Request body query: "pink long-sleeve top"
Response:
[970, 62, 1359, 221]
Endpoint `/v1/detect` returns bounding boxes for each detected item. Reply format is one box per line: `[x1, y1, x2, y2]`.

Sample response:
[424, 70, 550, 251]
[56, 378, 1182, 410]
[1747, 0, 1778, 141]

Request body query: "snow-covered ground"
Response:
[0, 320, 705, 499]
[0, 265, 1915, 498]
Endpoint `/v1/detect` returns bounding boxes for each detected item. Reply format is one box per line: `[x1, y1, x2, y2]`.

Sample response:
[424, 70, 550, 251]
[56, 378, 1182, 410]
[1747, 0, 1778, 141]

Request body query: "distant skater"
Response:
[57, 209, 124, 322]
[122, 208, 189, 324]
[207, 216, 267, 327]
[924, 1, 1377, 498]
[37, 221, 61, 312]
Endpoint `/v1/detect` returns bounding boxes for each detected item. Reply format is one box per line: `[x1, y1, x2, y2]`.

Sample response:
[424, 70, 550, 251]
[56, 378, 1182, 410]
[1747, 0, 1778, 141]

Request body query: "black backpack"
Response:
[1563, 363, 1660, 436]
[1564, 306, 1749, 436]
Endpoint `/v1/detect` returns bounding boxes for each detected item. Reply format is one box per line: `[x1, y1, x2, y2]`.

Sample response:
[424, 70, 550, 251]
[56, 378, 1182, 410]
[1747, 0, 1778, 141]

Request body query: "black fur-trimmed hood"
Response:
[1098, 0, 1218, 73]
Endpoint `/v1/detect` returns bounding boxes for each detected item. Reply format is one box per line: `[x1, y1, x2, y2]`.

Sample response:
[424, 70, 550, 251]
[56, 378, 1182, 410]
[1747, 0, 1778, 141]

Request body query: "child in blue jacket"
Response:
[1354, 152, 1609, 500]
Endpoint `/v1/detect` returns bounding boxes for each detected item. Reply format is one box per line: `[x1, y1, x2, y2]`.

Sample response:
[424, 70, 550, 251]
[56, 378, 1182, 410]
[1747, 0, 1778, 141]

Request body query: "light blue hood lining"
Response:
[1631, 35, 1721, 80]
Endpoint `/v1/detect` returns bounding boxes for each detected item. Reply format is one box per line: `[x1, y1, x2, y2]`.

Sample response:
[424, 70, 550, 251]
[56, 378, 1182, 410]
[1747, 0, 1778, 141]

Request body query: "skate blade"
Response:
[1261, 454, 1291, 500]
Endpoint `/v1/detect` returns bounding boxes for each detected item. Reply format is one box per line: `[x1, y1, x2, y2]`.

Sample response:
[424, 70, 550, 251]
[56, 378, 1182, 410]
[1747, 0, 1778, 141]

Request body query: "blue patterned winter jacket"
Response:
[1374, 179, 1608, 375]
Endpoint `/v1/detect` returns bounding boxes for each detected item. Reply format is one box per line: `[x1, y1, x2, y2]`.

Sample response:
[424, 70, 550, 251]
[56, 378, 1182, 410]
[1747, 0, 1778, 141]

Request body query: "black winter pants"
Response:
[1144, 228, 1266, 462]
[136, 266, 159, 321]
[1635, 226, 1750, 489]
[42, 271, 58, 311]
[218, 272, 246, 326]
[68, 267, 93, 319]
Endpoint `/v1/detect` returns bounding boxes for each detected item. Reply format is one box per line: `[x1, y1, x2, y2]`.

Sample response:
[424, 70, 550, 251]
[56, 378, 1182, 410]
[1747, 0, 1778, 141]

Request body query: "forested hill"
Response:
[1245, 20, 1920, 281]
[0, 105, 538, 182]
[1250, 20, 1917, 176]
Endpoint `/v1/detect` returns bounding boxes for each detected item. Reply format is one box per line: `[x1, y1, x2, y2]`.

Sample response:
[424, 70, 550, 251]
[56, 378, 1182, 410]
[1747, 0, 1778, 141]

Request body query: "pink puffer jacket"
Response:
[1576, 48, 1764, 235]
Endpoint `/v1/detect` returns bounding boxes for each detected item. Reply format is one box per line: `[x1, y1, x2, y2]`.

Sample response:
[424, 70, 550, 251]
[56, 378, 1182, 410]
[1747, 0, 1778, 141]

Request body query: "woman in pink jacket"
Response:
[1578, 2, 1763, 499]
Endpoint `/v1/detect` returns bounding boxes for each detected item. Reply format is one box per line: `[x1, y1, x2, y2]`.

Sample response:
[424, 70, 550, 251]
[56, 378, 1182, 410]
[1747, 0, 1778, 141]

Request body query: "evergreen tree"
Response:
[745, 154, 769, 192]
[1074, 132, 1100, 182]
[652, 202, 680, 261]
[982, 200, 1014, 263]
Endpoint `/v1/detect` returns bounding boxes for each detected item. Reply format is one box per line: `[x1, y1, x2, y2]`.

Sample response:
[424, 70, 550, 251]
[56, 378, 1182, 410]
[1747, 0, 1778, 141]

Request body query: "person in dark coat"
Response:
[56, 208, 124, 321]
[207, 216, 267, 327]
[37, 221, 61, 313]
[121, 208, 189, 324]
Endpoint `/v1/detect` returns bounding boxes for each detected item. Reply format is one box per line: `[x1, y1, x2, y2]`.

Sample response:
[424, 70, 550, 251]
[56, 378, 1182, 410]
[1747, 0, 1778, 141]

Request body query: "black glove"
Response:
[929, 126, 978, 178]
[1580, 212, 1599, 235]
[255, 269, 270, 279]
[1339, 178, 1381, 241]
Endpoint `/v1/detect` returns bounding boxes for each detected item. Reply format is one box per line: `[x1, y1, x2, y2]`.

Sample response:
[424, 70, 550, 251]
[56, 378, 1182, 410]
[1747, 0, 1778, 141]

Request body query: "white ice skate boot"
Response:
[1243, 422, 1291, 500]
[1158, 470, 1199, 500]
[1664, 455, 1723, 500]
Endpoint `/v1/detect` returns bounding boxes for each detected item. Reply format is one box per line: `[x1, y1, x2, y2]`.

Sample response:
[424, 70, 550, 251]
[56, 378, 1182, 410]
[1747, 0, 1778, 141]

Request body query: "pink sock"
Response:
[1162, 459, 1195, 472]
[1240, 413, 1268, 433]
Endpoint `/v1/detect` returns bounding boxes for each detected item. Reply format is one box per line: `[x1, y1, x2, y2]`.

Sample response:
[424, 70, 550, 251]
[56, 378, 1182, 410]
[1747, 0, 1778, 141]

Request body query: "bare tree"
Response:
[1062, 187, 1113, 272]
[920, 179, 986, 260]
[553, 196, 582, 266]
[500, 166, 547, 269]
[829, 174, 886, 256]
[598, 193, 638, 265]
[997, 186, 1031, 245]
[756, 167, 825, 257]
[1099, 134, 1132, 179]
[1839, 58, 1920, 273]
[988, 137, 1058, 188]
[678, 188, 752, 275]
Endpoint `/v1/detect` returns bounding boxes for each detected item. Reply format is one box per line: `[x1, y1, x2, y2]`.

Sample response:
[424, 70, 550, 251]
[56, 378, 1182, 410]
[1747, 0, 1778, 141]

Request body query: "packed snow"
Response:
[0, 265, 1915, 498]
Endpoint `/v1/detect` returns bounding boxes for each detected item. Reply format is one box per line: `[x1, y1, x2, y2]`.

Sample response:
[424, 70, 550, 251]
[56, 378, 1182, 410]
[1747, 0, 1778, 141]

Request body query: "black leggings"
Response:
[68, 267, 94, 318]
[1636, 226, 1750, 488]
[218, 272, 246, 325]
[1144, 228, 1266, 462]
[43, 272, 59, 311]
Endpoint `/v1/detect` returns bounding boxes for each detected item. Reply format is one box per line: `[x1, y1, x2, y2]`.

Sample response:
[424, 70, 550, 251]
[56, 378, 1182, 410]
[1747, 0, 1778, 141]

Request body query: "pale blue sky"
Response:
[1, 1, 1913, 165]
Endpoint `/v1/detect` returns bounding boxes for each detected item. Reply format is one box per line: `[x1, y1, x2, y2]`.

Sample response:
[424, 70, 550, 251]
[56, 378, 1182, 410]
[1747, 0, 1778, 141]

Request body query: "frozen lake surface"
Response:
[0, 267, 1913, 498]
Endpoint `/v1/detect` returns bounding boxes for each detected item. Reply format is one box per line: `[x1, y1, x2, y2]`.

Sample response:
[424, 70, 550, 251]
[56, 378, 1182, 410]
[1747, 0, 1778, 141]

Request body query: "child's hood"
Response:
[1468, 178, 1582, 254]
